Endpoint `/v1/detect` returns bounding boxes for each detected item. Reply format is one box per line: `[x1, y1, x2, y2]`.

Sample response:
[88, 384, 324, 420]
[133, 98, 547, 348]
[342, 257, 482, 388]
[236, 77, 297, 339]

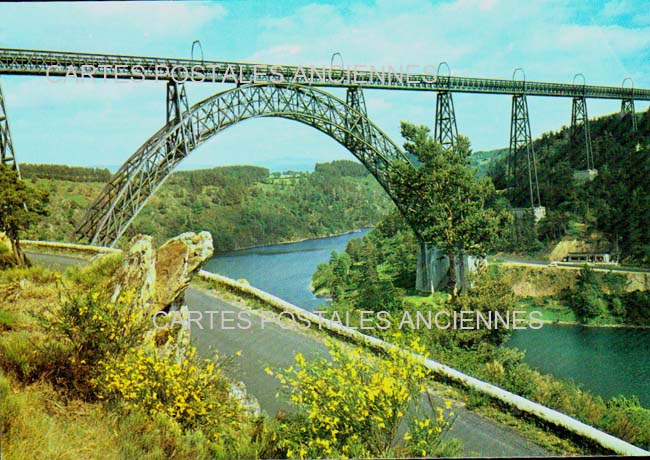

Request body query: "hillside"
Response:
[469, 148, 507, 177]
[23, 160, 394, 251]
[486, 109, 650, 264]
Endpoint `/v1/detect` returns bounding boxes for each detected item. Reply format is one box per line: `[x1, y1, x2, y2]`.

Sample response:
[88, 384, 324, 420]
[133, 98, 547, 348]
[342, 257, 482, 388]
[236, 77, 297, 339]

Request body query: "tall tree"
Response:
[0, 165, 49, 266]
[389, 123, 510, 293]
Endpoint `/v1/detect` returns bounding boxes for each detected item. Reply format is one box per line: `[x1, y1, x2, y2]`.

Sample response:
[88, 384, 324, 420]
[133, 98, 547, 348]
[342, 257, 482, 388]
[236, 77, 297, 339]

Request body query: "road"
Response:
[26, 250, 551, 457]
[494, 255, 650, 274]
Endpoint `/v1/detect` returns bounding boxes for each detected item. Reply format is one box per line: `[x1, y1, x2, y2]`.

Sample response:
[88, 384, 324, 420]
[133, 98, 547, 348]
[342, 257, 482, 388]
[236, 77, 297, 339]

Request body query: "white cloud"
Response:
[240, 0, 650, 149]
[79, 2, 227, 36]
[0, 2, 227, 54]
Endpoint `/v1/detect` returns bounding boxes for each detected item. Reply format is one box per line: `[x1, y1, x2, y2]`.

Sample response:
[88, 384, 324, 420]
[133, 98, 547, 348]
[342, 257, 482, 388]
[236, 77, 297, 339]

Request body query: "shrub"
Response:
[41, 287, 150, 394]
[94, 341, 246, 448]
[0, 331, 71, 384]
[266, 339, 461, 458]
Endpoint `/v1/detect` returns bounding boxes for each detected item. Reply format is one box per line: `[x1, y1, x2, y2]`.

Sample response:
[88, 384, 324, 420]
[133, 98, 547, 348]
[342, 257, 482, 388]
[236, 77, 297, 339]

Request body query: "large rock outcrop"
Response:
[110, 234, 156, 306]
[109, 231, 213, 314]
[153, 231, 214, 311]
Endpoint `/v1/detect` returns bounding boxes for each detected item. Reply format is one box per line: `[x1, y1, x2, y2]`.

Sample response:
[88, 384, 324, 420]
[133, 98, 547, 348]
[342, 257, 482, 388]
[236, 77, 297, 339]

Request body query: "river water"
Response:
[204, 228, 371, 310]
[204, 230, 650, 406]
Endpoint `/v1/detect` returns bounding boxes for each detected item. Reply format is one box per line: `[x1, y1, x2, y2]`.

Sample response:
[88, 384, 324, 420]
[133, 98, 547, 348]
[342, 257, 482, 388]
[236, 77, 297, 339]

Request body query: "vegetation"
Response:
[264, 339, 461, 458]
[312, 211, 650, 450]
[0, 165, 49, 266]
[0, 256, 261, 459]
[20, 163, 112, 183]
[24, 160, 392, 251]
[485, 108, 650, 264]
[0, 242, 463, 458]
[564, 266, 650, 324]
[389, 123, 510, 291]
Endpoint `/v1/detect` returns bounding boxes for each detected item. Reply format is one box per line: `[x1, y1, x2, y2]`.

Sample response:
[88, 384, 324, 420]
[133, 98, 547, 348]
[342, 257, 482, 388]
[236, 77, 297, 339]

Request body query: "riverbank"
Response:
[519, 300, 650, 329]
[538, 319, 650, 329]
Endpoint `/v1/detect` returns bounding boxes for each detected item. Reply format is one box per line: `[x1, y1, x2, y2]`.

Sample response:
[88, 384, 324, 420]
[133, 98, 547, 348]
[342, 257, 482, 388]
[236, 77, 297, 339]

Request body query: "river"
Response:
[204, 230, 650, 407]
[204, 228, 372, 310]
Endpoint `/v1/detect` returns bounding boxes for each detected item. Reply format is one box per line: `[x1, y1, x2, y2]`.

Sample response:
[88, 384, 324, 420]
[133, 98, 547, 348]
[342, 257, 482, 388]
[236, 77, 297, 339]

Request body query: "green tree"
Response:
[0, 165, 49, 266]
[568, 266, 607, 320]
[389, 123, 510, 293]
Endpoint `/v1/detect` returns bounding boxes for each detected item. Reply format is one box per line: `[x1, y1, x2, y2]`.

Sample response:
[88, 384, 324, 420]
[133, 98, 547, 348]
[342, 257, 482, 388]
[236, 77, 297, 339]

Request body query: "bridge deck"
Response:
[1, 48, 649, 100]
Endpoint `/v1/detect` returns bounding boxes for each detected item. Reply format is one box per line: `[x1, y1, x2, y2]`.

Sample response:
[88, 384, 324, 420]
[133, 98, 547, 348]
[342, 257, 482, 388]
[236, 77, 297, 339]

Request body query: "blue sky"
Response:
[1, 0, 649, 171]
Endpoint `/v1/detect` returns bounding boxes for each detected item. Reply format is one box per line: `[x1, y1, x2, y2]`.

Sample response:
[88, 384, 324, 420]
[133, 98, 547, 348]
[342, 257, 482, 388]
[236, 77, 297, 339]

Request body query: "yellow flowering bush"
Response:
[266, 338, 461, 458]
[94, 341, 246, 446]
[402, 399, 460, 458]
[47, 288, 149, 365]
[39, 287, 150, 395]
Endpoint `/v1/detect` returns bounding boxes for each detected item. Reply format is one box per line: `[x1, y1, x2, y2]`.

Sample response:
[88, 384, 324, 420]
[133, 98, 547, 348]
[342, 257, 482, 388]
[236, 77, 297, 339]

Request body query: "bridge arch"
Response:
[75, 82, 416, 247]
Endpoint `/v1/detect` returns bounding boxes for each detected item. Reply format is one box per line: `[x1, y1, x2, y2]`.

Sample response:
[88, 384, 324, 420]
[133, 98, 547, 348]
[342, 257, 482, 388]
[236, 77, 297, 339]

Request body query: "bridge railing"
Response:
[2, 48, 650, 100]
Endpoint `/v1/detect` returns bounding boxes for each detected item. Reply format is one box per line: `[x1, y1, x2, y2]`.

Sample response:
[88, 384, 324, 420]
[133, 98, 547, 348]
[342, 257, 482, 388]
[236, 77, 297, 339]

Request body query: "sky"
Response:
[1, 0, 649, 171]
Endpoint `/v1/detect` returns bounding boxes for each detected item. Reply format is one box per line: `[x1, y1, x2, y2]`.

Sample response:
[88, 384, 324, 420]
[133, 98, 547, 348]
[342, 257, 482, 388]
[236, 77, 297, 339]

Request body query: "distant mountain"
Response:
[25, 159, 393, 252]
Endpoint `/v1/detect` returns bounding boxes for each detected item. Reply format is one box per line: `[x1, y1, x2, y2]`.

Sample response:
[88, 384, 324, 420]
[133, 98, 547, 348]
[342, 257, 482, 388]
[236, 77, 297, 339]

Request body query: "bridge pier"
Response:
[434, 91, 458, 150]
[166, 80, 196, 155]
[621, 98, 637, 132]
[508, 93, 542, 210]
[415, 241, 450, 293]
[571, 96, 595, 170]
[0, 77, 19, 175]
[416, 242, 486, 293]
[621, 78, 637, 133]
[344, 86, 370, 148]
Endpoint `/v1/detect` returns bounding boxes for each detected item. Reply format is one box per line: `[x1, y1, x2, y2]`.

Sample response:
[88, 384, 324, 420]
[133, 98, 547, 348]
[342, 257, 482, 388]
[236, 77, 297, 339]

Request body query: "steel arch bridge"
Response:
[74, 82, 416, 247]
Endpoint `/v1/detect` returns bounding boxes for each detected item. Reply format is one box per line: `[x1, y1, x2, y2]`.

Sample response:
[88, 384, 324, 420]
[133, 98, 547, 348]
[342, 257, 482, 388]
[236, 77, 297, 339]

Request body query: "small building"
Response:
[562, 252, 615, 264]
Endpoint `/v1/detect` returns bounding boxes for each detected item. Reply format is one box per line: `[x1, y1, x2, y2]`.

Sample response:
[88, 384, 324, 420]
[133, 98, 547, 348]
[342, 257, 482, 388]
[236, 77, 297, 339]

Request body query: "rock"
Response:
[110, 235, 156, 306]
[230, 380, 261, 418]
[153, 231, 214, 311]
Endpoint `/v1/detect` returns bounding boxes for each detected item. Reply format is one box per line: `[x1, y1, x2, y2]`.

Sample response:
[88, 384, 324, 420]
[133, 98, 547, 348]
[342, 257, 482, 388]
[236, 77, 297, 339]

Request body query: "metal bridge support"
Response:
[621, 98, 637, 132]
[166, 81, 196, 156]
[344, 86, 370, 150]
[434, 91, 458, 150]
[508, 94, 541, 209]
[0, 77, 18, 174]
[571, 96, 595, 170]
[76, 83, 414, 247]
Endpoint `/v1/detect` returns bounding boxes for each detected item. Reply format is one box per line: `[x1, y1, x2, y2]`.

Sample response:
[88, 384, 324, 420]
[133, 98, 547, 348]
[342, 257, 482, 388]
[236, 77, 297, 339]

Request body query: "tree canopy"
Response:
[0, 165, 49, 265]
[388, 122, 510, 289]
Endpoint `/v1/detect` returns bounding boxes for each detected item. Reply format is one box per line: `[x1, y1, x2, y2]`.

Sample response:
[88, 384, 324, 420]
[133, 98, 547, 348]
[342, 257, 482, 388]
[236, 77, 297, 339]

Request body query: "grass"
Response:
[518, 298, 578, 323]
[402, 292, 449, 310]
[0, 259, 255, 460]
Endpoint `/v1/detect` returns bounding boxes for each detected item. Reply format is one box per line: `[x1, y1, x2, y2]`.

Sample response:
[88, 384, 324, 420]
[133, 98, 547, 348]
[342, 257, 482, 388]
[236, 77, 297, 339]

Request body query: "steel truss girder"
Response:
[434, 91, 458, 149]
[75, 83, 417, 247]
[508, 94, 541, 208]
[0, 77, 18, 174]
[571, 96, 595, 170]
[3, 48, 650, 100]
[621, 98, 637, 132]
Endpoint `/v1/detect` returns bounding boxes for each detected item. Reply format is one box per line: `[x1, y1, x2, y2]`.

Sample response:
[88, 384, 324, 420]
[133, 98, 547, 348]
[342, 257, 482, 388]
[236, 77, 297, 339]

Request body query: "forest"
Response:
[22, 160, 392, 251]
[487, 108, 650, 263]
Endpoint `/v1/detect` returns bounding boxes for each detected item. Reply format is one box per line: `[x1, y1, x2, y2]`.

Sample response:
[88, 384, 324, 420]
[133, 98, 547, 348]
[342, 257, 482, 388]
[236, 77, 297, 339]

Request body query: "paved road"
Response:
[27, 250, 551, 457]
[495, 255, 650, 274]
